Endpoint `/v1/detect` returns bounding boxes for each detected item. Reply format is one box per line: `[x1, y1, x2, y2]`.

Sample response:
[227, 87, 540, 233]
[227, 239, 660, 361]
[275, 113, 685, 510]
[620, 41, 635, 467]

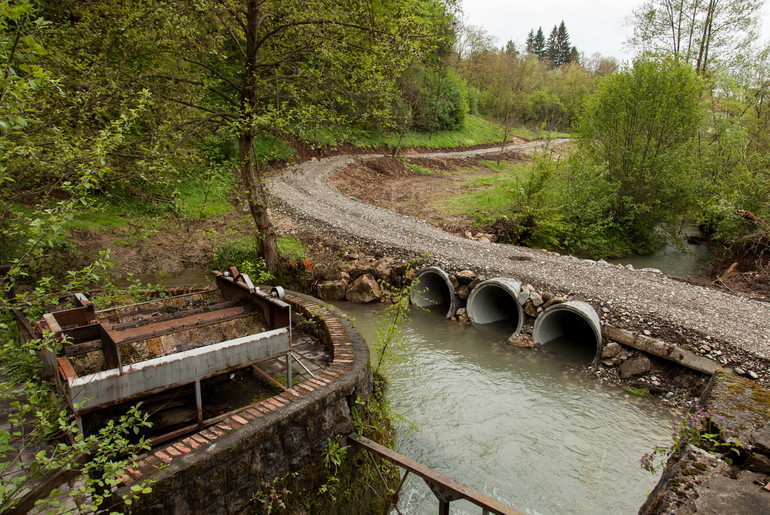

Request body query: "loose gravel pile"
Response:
[270, 142, 770, 363]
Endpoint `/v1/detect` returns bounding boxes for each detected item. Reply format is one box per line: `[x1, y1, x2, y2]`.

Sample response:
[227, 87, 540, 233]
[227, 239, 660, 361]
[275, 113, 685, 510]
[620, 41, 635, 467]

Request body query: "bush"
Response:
[212, 236, 272, 283]
[571, 57, 703, 253]
[408, 67, 468, 132]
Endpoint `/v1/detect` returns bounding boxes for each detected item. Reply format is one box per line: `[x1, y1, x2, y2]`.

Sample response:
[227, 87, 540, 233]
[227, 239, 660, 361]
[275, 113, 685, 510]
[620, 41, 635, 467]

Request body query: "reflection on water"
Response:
[334, 302, 673, 515]
[608, 239, 710, 279]
[539, 335, 597, 363]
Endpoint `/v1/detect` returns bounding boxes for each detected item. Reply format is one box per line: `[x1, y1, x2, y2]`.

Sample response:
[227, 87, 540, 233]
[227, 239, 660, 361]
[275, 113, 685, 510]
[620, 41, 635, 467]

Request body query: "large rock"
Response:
[316, 280, 347, 301]
[457, 285, 471, 300]
[619, 355, 651, 379]
[455, 270, 477, 284]
[601, 341, 622, 359]
[345, 273, 381, 303]
[507, 334, 535, 348]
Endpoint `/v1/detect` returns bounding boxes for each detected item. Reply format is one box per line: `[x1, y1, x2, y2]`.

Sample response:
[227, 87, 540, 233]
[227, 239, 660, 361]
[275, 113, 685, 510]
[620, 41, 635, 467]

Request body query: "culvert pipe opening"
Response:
[466, 278, 524, 334]
[410, 266, 459, 319]
[533, 301, 603, 363]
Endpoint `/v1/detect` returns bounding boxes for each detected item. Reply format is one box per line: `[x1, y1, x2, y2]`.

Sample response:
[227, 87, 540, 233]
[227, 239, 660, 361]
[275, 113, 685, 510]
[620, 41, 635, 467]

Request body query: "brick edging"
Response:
[121, 292, 369, 485]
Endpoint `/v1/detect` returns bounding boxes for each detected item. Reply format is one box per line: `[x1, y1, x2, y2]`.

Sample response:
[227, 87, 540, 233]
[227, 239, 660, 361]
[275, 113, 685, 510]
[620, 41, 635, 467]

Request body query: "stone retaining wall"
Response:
[119, 292, 372, 514]
[640, 371, 770, 514]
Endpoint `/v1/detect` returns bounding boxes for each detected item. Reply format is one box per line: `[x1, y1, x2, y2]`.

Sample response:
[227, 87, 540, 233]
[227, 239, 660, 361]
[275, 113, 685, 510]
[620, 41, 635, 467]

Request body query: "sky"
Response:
[459, 0, 770, 63]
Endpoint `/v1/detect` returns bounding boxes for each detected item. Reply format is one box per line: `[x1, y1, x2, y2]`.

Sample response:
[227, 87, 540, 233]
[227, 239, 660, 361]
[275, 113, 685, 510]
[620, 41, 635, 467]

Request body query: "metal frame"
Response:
[347, 434, 522, 515]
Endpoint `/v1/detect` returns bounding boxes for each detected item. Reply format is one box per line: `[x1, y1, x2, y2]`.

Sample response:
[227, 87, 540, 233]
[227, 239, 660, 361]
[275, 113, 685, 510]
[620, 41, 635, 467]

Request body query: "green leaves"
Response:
[572, 57, 703, 254]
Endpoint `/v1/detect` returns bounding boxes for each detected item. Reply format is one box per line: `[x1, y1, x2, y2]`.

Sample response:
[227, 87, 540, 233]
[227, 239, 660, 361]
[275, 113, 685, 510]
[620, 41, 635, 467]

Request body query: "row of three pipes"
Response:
[409, 266, 604, 362]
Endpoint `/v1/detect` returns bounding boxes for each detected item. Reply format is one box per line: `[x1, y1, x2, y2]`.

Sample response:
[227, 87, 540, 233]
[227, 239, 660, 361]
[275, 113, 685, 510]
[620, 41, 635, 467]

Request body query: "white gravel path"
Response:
[270, 141, 770, 360]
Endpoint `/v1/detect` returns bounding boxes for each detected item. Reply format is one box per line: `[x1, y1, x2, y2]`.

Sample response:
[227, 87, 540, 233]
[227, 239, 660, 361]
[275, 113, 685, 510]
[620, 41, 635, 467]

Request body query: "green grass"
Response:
[480, 160, 516, 172]
[348, 116, 570, 149]
[404, 162, 436, 175]
[445, 164, 529, 224]
[277, 236, 308, 261]
[347, 115, 506, 148]
[65, 202, 129, 231]
[174, 178, 232, 220]
[253, 132, 295, 162]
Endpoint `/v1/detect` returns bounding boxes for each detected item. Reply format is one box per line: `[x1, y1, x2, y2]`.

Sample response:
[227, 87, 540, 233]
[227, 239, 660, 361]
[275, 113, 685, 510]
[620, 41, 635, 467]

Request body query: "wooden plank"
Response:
[67, 328, 290, 414]
[348, 434, 523, 515]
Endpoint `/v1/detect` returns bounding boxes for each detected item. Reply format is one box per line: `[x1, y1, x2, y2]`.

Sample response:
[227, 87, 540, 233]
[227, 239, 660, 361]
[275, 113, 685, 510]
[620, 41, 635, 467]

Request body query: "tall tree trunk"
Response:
[236, 0, 279, 275]
[238, 130, 280, 274]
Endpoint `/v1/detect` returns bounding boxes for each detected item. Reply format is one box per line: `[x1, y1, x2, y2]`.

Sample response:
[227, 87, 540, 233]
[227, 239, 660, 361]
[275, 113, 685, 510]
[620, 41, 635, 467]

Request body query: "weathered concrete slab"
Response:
[641, 373, 770, 514]
[68, 328, 290, 414]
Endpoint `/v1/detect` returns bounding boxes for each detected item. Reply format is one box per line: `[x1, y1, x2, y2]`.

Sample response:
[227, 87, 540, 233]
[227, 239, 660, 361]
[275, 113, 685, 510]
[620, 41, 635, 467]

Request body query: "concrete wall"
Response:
[119, 292, 372, 514]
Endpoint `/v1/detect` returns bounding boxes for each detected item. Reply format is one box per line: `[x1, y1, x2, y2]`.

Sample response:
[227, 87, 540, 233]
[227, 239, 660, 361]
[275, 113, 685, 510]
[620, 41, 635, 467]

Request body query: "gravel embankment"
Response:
[270, 142, 770, 361]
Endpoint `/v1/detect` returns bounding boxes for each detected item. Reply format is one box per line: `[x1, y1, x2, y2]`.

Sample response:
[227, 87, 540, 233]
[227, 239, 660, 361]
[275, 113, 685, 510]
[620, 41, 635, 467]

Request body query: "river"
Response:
[334, 301, 675, 515]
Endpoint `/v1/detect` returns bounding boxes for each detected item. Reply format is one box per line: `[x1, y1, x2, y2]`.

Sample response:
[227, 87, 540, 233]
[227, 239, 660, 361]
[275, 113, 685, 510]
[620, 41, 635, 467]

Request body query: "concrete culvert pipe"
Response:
[410, 266, 459, 319]
[466, 278, 524, 334]
[533, 301, 603, 363]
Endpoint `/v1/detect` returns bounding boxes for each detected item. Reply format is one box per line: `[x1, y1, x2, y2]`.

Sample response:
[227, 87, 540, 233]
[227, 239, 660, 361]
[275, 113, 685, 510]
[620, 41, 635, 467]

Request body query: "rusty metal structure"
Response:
[16, 268, 294, 441]
[348, 434, 522, 515]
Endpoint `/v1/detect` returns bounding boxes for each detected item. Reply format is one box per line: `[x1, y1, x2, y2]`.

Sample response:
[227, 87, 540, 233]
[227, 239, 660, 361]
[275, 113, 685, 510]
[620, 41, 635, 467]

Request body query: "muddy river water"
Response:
[334, 301, 676, 515]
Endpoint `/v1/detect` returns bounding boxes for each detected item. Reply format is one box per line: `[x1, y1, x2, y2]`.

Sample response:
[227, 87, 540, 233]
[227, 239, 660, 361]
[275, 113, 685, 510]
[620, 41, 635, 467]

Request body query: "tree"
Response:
[574, 57, 703, 252]
[532, 27, 546, 58]
[504, 40, 518, 57]
[628, 0, 762, 74]
[138, 0, 450, 274]
[556, 21, 575, 66]
[525, 29, 535, 54]
[545, 25, 559, 66]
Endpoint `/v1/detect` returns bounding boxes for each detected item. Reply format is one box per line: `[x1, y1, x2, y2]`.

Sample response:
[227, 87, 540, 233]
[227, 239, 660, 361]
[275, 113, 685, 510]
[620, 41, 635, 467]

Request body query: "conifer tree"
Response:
[532, 27, 546, 57]
[504, 40, 518, 57]
[556, 21, 573, 65]
[546, 25, 559, 65]
[525, 29, 535, 54]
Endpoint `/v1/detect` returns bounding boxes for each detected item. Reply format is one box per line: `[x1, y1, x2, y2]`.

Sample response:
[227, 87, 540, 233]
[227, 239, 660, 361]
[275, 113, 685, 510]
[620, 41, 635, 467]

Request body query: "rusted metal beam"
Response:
[100, 323, 122, 370]
[215, 272, 290, 329]
[347, 434, 522, 515]
[110, 300, 242, 331]
[12, 308, 37, 343]
[103, 305, 255, 345]
[251, 365, 288, 391]
[49, 303, 96, 328]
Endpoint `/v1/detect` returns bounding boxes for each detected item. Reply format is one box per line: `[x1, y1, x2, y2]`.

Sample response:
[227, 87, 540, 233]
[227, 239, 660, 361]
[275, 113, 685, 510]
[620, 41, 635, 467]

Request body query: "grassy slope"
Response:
[309, 115, 568, 149]
[64, 116, 563, 241]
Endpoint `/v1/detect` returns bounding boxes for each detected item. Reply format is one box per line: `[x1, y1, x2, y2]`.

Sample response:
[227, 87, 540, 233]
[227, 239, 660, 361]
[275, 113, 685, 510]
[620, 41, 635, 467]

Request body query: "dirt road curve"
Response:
[270, 141, 770, 360]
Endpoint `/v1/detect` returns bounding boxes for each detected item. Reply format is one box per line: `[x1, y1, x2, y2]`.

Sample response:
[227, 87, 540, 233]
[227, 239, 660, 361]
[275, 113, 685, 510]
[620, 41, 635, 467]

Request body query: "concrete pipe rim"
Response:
[466, 277, 524, 334]
[410, 266, 460, 319]
[532, 300, 603, 363]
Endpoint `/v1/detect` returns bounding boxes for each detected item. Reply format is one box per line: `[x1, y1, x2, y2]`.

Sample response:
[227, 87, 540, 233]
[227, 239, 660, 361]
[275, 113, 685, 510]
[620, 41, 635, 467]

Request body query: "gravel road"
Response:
[270, 141, 770, 360]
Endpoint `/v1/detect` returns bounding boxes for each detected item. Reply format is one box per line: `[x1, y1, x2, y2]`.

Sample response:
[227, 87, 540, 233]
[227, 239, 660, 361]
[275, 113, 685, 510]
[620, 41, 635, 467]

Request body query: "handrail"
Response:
[347, 434, 523, 515]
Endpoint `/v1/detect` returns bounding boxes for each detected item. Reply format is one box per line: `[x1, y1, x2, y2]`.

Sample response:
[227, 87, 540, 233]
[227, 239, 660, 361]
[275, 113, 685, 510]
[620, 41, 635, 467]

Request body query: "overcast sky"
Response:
[459, 0, 770, 63]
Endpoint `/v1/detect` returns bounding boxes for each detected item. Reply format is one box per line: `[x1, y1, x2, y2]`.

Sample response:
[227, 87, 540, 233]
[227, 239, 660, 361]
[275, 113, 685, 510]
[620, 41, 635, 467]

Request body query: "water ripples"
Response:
[335, 302, 673, 514]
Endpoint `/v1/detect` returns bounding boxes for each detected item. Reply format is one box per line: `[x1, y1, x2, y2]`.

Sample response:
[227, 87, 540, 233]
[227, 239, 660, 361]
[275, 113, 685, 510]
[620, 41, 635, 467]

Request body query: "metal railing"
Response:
[347, 434, 523, 515]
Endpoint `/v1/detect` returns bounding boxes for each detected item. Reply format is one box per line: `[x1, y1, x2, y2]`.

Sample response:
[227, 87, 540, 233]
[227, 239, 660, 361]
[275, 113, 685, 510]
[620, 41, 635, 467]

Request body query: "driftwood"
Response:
[717, 261, 739, 283]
